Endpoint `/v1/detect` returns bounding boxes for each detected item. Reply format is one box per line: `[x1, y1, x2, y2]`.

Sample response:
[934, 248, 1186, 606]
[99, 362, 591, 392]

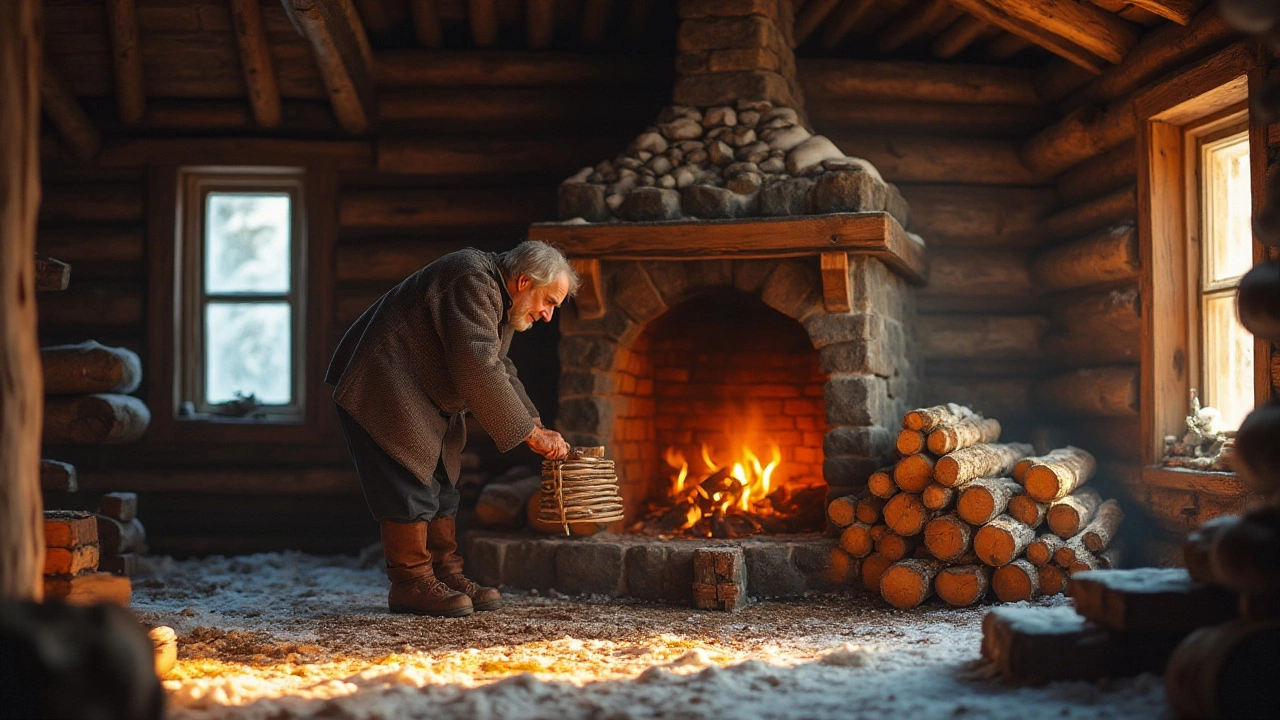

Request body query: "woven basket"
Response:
[538, 446, 624, 535]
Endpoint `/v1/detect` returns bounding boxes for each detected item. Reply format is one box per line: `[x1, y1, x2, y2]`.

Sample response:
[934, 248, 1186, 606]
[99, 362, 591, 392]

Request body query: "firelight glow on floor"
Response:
[130, 552, 1169, 720]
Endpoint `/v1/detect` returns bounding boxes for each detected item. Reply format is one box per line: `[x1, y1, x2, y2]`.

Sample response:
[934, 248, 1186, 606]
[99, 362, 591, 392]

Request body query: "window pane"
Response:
[205, 302, 292, 405]
[1203, 292, 1254, 430]
[1202, 133, 1252, 284]
[205, 193, 291, 294]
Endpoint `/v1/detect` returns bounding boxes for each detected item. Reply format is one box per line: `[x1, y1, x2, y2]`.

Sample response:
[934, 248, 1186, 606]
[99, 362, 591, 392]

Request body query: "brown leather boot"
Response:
[428, 516, 503, 611]
[380, 520, 473, 617]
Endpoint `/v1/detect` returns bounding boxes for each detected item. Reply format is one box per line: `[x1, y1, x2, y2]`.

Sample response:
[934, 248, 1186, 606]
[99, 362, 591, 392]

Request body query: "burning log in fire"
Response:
[646, 442, 820, 538]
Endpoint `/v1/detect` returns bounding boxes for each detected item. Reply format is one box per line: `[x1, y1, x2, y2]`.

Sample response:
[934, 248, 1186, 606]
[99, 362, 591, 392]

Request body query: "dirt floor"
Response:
[130, 552, 1171, 720]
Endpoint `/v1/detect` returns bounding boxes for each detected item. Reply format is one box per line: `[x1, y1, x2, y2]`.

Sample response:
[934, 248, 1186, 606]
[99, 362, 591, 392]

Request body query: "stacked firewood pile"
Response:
[827, 403, 1125, 609]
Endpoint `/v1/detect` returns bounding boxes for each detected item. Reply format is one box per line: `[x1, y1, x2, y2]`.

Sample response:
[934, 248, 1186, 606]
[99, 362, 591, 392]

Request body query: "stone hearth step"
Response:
[460, 531, 847, 608]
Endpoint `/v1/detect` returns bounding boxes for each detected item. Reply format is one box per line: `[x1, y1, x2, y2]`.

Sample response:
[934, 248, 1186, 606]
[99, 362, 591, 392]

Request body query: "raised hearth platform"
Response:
[460, 531, 848, 608]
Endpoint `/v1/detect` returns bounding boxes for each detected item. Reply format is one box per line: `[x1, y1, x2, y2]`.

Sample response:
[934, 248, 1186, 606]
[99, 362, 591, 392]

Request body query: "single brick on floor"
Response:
[692, 546, 746, 611]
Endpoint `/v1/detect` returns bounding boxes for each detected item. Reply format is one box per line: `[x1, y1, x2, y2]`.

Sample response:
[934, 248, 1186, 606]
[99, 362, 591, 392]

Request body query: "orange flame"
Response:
[665, 439, 783, 521]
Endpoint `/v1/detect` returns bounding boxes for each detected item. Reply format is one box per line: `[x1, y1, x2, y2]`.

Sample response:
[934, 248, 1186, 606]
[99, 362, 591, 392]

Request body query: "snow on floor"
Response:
[131, 552, 1171, 720]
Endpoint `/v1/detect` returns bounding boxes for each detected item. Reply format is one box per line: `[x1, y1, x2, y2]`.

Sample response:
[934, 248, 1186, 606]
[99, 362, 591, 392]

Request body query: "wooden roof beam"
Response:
[982, 0, 1139, 64]
[987, 32, 1032, 59]
[469, 0, 498, 47]
[1123, 0, 1199, 25]
[581, 0, 612, 45]
[820, 0, 877, 49]
[877, 0, 955, 53]
[795, 0, 843, 45]
[230, 0, 283, 127]
[941, 0, 1113, 72]
[932, 14, 990, 58]
[283, 0, 376, 134]
[105, 0, 145, 124]
[527, 0, 555, 48]
[409, 0, 444, 48]
[40, 61, 100, 162]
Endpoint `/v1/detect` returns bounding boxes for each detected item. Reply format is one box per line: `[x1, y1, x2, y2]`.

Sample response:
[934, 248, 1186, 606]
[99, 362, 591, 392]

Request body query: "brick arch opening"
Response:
[611, 289, 828, 532]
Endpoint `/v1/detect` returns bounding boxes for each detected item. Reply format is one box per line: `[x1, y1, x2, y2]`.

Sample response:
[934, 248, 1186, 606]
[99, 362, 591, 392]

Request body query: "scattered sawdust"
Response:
[130, 552, 1170, 720]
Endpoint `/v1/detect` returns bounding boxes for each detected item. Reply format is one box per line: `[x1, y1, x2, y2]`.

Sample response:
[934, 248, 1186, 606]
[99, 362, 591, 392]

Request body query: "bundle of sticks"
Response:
[825, 402, 1125, 609]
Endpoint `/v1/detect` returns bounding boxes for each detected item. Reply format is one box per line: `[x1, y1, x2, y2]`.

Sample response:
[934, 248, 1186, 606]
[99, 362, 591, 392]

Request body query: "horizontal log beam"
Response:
[339, 187, 554, 229]
[334, 239, 459, 281]
[983, 0, 1138, 65]
[1056, 144, 1136, 203]
[36, 282, 143, 329]
[377, 88, 664, 130]
[409, 0, 444, 47]
[1031, 223, 1139, 293]
[918, 314, 1048, 359]
[39, 185, 144, 223]
[941, 0, 1109, 72]
[375, 136, 627, 176]
[1044, 184, 1137, 239]
[1020, 99, 1136, 176]
[807, 99, 1049, 136]
[829, 132, 1049, 185]
[877, 0, 954, 53]
[898, 184, 1056, 246]
[922, 376, 1033, 420]
[528, 212, 929, 284]
[1042, 284, 1141, 365]
[43, 393, 151, 445]
[36, 229, 144, 279]
[1033, 365, 1138, 416]
[468, 0, 498, 47]
[90, 139, 373, 171]
[916, 248, 1036, 312]
[375, 51, 669, 88]
[797, 58, 1041, 105]
[74, 468, 362, 495]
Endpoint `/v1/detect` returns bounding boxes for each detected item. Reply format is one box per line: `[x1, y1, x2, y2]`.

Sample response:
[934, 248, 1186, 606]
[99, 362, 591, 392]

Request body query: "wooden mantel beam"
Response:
[39, 60, 100, 161]
[105, 0, 146, 124]
[0, 0, 47, 600]
[282, 0, 376, 134]
[230, 0, 283, 127]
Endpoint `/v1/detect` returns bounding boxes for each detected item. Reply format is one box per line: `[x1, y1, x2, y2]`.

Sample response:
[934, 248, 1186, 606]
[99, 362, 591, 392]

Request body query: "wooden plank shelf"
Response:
[527, 211, 930, 286]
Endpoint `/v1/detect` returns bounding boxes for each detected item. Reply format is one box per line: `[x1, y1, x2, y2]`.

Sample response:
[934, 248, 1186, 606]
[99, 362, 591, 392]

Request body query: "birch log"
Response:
[861, 552, 894, 592]
[827, 495, 859, 527]
[922, 482, 956, 510]
[868, 468, 898, 499]
[893, 454, 936, 493]
[1026, 533, 1067, 566]
[43, 394, 150, 445]
[896, 429, 926, 455]
[41, 341, 142, 395]
[884, 492, 932, 536]
[935, 443, 1034, 486]
[1007, 494, 1047, 528]
[1082, 499, 1124, 552]
[957, 477, 1023, 526]
[1023, 446, 1097, 502]
[934, 564, 991, 607]
[1045, 487, 1103, 537]
[881, 558, 945, 609]
[974, 514, 1035, 567]
[1038, 563, 1067, 595]
[927, 417, 1001, 455]
[923, 513, 974, 561]
[992, 558, 1041, 602]
[840, 522, 876, 557]
[875, 530, 919, 563]
[902, 403, 980, 431]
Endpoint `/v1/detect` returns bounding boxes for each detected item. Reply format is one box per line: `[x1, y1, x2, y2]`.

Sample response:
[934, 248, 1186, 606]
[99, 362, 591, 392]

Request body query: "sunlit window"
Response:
[179, 169, 305, 420]
[1196, 128, 1253, 430]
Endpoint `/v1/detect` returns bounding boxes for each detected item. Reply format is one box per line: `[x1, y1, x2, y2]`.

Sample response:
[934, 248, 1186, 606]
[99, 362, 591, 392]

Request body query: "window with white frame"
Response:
[177, 167, 306, 421]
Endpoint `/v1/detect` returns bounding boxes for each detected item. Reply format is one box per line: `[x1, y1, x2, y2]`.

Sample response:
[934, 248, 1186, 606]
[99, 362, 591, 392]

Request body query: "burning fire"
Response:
[660, 441, 782, 534]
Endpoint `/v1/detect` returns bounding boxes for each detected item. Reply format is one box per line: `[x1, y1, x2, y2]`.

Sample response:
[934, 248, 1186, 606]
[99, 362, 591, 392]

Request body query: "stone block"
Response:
[677, 16, 776, 52]
[464, 536, 508, 588]
[560, 370, 614, 397]
[618, 187, 682, 222]
[503, 539, 559, 591]
[556, 540, 625, 596]
[674, 71, 799, 110]
[678, 0, 783, 20]
[822, 455, 877, 488]
[849, 257, 910, 320]
[557, 396, 612, 435]
[802, 311, 878, 349]
[823, 425, 895, 459]
[685, 259, 735, 289]
[810, 169, 887, 214]
[707, 48, 783, 74]
[760, 259, 821, 320]
[744, 542, 806, 599]
[613, 262, 668, 323]
[560, 305, 640, 345]
[757, 177, 812, 216]
[786, 136, 844, 175]
[885, 182, 911, 229]
[731, 259, 775, 294]
[559, 335, 619, 370]
[98, 493, 137, 523]
[681, 184, 756, 219]
[819, 339, 890, 376]
[642, 261, 689, 306]
[824, 374, 886, 426]
[675, 51, 710, 76]
[792, 539, 850, 591]
[559, 182, 610, 222]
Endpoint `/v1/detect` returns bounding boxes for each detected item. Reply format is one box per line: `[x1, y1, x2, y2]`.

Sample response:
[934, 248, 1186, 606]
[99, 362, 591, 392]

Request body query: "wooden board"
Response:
[1067, 567, 1240, 634]
[528, 212, 928, 286]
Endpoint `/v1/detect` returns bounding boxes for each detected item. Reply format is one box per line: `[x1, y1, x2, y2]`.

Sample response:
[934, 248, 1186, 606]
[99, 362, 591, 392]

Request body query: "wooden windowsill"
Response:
[1141, 464, 1252, 497]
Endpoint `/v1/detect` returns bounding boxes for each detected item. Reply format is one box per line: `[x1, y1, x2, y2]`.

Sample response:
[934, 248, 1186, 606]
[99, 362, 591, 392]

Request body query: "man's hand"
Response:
[526, 425, 570, 460]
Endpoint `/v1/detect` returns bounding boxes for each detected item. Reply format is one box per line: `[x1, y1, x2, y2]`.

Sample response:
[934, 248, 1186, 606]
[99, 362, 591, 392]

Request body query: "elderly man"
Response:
[326, 241, 578, 617]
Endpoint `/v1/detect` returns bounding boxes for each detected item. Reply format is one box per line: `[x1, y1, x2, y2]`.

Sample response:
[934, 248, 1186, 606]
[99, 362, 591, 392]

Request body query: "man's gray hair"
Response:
[498, 240, 580, 296]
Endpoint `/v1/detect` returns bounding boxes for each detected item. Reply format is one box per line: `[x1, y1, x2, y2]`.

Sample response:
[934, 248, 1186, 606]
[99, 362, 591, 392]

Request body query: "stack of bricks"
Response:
[44, 510, 130, 605]
[692, 546, 748, 610]
[674, 0, 805, 118]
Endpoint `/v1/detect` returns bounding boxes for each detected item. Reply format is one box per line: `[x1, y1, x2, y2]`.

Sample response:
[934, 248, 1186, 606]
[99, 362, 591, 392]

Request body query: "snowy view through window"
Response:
[204, 193, 293, 406]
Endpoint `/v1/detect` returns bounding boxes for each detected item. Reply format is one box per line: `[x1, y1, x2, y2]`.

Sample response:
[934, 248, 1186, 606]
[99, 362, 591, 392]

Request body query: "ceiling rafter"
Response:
[409, 0, 444, 48]
[105, 0, 145, 124]
[932, 14, 990, 58]
[942, 0, 1112, 71]
[282, 0, 376, 134]
[229, 0, 282, 127]
[581, 0, 613, 44]
[876, 0, 955, 53]
[468, 0, 498, 47]
[526, 0, 556, 49]
[40, 58, 100, 161]
[819, 0, 878, 49]
[795, 0, 844, 45]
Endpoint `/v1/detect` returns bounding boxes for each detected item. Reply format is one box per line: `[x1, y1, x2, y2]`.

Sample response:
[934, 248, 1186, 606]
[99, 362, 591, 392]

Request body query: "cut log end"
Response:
[880, 559, 943, 609]
[934, 564, 990, 607]
[992, 559, 1040, 602]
